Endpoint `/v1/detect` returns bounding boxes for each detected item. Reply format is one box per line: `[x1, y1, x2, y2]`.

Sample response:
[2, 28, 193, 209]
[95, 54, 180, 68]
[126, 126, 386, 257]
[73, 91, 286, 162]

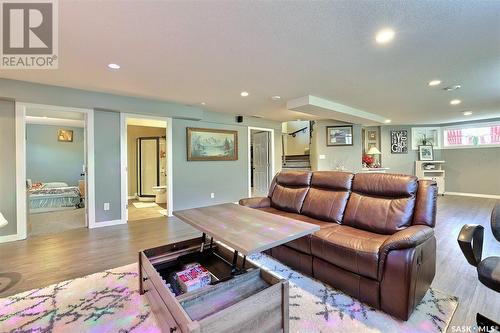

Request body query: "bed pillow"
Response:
[44, 182, 69, 188]
[31, 182, 45, 190]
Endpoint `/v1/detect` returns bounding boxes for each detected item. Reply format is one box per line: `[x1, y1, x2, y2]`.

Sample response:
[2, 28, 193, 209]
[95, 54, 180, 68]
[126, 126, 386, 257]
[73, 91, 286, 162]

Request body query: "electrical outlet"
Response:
[210, 193, 215, 199]
[104, 203, 110, 211]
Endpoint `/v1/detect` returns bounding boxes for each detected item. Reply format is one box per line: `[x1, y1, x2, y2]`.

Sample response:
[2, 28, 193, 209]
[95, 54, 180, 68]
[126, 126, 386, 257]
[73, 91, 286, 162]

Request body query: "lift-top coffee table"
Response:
[139, 203, 320, 333]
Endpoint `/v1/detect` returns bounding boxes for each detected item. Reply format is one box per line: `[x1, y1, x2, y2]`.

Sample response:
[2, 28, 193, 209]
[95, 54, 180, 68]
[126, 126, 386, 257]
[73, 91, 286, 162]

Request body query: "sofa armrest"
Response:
[380, 225, 434, 253]
[378, 225, 434, 279]
[238, 197, 271, 209]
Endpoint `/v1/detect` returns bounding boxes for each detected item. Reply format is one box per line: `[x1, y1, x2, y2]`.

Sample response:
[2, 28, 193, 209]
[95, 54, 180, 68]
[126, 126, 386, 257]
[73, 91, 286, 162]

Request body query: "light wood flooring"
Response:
[28, 208, 85, 236]
[127, 199, 167, 222]
[0, 195, 499, 330]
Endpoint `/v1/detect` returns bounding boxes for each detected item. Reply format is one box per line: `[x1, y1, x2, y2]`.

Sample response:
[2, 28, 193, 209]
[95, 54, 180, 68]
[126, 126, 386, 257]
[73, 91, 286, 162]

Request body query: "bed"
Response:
[28, 182, 82, 214]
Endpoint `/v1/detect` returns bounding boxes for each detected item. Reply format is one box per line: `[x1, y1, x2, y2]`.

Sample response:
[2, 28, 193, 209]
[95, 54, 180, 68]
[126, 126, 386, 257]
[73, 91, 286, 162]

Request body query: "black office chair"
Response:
[458, 202, 500, 330]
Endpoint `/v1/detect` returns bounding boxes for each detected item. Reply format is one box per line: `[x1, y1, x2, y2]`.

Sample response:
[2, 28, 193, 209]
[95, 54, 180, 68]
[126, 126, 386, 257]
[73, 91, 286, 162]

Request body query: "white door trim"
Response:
[120, 113, 173, 222]
[13, 102, 95, 241]
[247, 127, 275, 198]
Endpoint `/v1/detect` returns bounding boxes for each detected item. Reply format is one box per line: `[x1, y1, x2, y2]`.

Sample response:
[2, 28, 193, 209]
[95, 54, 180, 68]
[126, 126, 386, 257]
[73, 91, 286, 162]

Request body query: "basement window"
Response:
[443, 122, 500, 148]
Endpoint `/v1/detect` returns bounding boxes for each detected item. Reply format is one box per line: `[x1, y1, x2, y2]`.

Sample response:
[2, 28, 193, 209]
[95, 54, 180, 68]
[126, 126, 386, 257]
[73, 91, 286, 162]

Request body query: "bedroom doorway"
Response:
[120, 114, 173, 223]
[248, 127, 275, 197]
[15, 103, 95, 239]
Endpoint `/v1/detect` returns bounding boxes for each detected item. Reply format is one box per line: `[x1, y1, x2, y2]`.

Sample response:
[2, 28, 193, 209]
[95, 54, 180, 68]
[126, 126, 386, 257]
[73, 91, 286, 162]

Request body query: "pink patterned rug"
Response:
[0, 254, 458, 333]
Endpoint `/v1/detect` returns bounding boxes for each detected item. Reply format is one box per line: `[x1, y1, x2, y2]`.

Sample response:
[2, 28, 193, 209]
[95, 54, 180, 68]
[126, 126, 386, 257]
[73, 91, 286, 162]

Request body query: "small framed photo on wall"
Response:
[326, 126, 353, 146]
[57, 129, 73, 142]
[418, 145, 434, 161]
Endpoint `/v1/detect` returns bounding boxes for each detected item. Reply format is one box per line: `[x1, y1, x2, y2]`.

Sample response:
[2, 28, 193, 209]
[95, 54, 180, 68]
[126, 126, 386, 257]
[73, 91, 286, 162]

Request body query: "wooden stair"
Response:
[282, 154, 311, 171]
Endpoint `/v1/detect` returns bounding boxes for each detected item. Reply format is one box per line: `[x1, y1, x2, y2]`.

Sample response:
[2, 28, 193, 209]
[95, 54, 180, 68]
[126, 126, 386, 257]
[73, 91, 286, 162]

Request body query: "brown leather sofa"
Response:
[239, 170, 437, 320]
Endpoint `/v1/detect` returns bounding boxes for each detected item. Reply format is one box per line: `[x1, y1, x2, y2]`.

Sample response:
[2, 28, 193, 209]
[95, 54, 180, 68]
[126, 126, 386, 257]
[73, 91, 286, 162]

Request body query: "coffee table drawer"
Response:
[139, 237, 289, 333]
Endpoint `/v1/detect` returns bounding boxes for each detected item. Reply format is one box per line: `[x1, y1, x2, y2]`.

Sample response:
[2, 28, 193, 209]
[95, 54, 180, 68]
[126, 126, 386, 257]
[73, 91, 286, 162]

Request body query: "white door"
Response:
[252, 131, 270, 197]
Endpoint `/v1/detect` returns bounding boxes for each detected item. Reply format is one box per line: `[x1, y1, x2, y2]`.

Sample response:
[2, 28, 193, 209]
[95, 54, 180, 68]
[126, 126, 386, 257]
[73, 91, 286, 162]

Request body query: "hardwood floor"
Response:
[0, 195, 498, 330]
[127, 199, 167, 222]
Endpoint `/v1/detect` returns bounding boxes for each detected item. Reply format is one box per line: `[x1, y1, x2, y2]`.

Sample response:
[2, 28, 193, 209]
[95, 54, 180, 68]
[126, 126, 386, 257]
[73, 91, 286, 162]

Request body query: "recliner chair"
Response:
[457, 202, 500, 330]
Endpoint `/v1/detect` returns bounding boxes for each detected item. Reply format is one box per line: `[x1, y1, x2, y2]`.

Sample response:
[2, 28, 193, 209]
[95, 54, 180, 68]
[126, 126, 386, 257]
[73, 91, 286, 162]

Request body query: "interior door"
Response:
[252, 131, 270, 197]
[139, 138, 158, 196]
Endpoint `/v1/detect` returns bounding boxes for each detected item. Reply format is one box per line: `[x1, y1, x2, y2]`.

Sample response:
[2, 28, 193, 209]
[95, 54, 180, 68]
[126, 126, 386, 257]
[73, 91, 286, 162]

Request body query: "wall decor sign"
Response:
[326, 126, 353, 146]
[57, 129, 73, 142]
[418, 145, 434, 161]
[390, 130, 408, 154]
[187, 127, 238, 161]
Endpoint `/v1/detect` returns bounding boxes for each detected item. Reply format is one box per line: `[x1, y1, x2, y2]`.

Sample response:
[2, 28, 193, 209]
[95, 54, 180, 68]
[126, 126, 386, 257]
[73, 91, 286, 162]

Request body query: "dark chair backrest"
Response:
[492, 202, 500, 242]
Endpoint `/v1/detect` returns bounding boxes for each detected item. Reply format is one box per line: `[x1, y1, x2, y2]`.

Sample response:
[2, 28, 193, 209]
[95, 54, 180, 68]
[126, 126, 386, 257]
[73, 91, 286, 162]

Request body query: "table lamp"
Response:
[0, 212, 8, 229]
[367, 146, 382, 167]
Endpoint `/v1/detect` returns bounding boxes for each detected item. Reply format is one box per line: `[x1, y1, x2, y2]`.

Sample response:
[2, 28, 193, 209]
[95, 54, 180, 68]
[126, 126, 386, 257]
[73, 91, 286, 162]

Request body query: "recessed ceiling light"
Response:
[462, 111, 473, 116]
[384, 119, 392, 123]
[271, 96, 281, 101]
[428, 80, 441, 86]
[107, 63, 120, 69]
[240, 91, 249, 97]
[450, 99, 462, 105]
[375, 28, 395, 44]
[200, 102, 206, 105]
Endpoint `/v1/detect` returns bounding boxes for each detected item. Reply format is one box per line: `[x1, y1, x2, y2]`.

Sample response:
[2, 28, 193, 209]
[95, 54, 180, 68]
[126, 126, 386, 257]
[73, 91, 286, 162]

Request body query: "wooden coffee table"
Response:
[139, 203, 319, 333]
[173, 203, 320, 274]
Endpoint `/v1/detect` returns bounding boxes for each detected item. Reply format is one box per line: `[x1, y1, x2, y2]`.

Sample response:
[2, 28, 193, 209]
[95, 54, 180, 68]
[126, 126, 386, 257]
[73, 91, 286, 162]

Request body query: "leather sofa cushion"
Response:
[258, 207, 332, 254]
[301, 171, 353, 223]
[311, 225, 389, 280]
[343, 173, 418, 234]
[270, 171, 312, 213]
[352, 173, 418, 197]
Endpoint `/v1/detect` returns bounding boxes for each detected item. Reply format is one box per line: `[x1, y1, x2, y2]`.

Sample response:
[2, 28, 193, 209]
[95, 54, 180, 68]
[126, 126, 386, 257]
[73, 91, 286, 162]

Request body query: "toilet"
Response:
[152, 185, 167, 204]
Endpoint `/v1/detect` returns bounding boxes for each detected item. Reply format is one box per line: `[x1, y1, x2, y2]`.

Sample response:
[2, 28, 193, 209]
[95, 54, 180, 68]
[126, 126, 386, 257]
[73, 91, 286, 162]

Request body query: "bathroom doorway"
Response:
[120, 115, 172, 223]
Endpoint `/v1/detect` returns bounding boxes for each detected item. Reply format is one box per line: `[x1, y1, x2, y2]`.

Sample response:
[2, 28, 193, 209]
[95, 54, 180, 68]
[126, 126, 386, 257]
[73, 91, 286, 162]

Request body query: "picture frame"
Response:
[57, 129, 73, 142]
[187, 127, 238, 161]
[326, 125, 353, 146]
[418, 145, 434, 161]
[367, 130, 377, 140]
[390, 130, 408, 154]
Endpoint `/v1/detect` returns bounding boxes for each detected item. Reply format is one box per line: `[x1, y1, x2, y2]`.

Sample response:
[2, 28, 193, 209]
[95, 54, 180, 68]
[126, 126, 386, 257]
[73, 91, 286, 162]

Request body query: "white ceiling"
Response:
[1, 1, 499, 124]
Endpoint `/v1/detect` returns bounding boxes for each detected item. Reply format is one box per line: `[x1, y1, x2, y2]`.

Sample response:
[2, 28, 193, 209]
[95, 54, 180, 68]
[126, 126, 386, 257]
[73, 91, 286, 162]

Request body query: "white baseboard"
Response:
[446, 192, 500, 200]
[0, 233, 23, 243]
[89, 219, 127, 228]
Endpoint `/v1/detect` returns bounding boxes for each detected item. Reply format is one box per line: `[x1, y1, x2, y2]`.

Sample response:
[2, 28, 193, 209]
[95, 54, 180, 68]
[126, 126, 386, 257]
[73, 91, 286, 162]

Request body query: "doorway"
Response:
[248, 127, 275, 197]
[120, 114, 173, 223]
[15, 103, 95, 239]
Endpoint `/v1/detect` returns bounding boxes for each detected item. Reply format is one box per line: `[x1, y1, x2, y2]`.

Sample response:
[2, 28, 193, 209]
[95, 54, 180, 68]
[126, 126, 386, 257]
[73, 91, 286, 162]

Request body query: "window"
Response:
[443, 122, 500, 148]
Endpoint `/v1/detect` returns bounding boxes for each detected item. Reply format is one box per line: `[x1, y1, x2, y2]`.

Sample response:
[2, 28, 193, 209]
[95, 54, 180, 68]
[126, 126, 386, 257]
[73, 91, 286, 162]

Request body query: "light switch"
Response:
[319, 155, 326, 160]
[210, 193, 215, 199]
[104, 203, 110, 211]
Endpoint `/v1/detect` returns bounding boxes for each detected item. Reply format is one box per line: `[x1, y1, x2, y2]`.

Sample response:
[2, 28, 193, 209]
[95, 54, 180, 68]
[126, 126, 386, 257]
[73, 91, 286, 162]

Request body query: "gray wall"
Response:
[443, 148, 500, 195]
[26, 124, 84, 186]
[172, 112, 282, 210]
[0, 100, 17, 237]
[94, 110, 122, 222]
[0, 78, 282, 237]
[311, 120, 362, 172]
[380, 125, 442, 175]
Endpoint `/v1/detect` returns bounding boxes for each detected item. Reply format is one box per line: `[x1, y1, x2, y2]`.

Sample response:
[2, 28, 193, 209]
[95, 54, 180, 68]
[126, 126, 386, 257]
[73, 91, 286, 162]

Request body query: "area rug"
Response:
[0, 254, 458, 333]
[132, 202, 159, 209]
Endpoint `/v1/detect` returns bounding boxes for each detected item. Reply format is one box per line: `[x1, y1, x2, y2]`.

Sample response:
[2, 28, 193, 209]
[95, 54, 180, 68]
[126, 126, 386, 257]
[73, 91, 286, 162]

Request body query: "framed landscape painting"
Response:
[187, 127, 238, 161]
[326, 125, 353, 146]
